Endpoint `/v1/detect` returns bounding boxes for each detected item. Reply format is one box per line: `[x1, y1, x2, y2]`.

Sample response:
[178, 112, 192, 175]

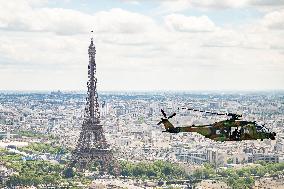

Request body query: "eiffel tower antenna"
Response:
[71, 32, 120, 175]
[90, 30, 94, 40]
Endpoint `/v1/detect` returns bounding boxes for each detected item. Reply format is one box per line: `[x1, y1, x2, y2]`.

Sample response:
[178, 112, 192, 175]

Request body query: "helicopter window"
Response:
[216, 130, 221, 134]
[256, 125, 263, 131]
[262, 127, 269, 132]
[256, 125, 269, 132]
[244, 128, 250, 134]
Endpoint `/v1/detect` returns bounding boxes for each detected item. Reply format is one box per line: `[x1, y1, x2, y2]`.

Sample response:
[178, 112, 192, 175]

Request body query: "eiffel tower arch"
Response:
[72, 36, 120, 175]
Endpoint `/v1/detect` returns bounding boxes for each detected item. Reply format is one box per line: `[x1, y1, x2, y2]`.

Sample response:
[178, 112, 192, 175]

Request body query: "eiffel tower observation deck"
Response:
[72, 35, 119, 175]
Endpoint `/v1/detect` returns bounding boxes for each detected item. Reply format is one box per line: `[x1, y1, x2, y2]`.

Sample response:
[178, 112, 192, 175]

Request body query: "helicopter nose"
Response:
[273, 132, 276, 136]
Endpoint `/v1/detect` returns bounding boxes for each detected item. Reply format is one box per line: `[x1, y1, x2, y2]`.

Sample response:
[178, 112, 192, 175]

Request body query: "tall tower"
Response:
[72, 36, 119, 175]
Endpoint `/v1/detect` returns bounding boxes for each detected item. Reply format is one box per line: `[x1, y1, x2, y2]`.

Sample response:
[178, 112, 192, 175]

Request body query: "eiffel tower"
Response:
[72, 35, 119, 175]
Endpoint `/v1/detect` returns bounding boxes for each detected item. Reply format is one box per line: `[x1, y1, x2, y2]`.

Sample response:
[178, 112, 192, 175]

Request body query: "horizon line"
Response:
[0, 89, 284, 93]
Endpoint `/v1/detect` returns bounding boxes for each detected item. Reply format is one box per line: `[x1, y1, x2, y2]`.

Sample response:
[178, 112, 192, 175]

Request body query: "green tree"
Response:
[63, 167, 75, 178]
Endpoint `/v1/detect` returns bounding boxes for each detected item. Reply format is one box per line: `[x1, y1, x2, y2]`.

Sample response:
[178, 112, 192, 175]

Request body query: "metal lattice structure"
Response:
[72, 37, 120, 175]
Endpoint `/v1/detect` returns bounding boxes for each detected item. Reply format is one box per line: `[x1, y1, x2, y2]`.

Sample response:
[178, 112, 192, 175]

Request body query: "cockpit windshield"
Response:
[256, 125, 269, 132]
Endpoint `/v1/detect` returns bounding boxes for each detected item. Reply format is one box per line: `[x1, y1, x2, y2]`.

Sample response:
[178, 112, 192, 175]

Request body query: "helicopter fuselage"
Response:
[159, 109, 276, 142]
[164, 119, 276, 141]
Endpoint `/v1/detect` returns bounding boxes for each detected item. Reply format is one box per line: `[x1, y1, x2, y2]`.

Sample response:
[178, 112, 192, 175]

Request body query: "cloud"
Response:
[0, 1, 92, 35]
[0, 1, 156, 35]
[94, 8, 157, 34]
[164, 14, 217, 32]
[158, 0, 191, 13]
[190, 0, 248, 9]
[262, 10, 284, 30]
[120, 0, 140, 5]
[157, 0, 284, 13]
[0, 1, 283, 90]
[250, 0, 284, 7]
[0, 31, 88, 69]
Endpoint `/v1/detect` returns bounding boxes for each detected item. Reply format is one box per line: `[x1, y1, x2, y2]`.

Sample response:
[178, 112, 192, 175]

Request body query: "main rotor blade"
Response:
[217, 113, 226, 115]
[168, 113, 176, 119]
[190, 108, 207, 113]
[186, 107, 242, 119]
[161, 109, 167, 118]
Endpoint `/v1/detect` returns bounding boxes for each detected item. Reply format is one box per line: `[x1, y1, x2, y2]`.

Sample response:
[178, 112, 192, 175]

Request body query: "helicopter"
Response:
[157, 108, 276, 142]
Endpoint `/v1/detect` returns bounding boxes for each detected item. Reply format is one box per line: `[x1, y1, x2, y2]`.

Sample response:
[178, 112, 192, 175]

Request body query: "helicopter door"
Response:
[230, 127, 240, 140]
[230, 127, 238, 134]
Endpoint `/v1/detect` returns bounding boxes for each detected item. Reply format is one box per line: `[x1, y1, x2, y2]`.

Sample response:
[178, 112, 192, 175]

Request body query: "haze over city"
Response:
[0, 0, 283, 91]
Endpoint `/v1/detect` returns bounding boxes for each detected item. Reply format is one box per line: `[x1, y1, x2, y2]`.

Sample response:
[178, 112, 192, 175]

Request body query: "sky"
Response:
[0, 0, 284, 91]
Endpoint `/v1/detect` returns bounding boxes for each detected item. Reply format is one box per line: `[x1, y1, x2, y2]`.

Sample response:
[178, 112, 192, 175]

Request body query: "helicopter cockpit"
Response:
[256, 124, 269, 133]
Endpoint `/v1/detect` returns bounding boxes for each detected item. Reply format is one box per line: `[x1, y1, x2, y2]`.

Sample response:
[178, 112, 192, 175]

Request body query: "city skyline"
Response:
[0, 0, 284, 91]
[1, 90, 283, 188]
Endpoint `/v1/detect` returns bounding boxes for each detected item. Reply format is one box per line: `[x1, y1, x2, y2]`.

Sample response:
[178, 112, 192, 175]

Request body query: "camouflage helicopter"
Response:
[157, 109, 276, 141]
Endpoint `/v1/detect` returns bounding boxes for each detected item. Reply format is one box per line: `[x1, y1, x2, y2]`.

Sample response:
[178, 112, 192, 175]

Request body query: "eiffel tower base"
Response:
[72, 148, 120, 176]
[71, 122, 120, 176]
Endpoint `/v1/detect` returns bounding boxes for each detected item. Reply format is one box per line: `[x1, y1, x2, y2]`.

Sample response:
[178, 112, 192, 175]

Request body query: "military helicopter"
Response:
[157, 109, 276, 141]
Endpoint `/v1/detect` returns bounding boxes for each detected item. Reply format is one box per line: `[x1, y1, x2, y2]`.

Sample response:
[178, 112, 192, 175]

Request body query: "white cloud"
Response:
[120, 0, 140, 5]
[0, 1, 283, 90]
[164, 14, 217, 32]
[94, 8, 157, 34]
[190, 0, 248, 9]
[158, 0, 191, 13]
[158, 0, 284, 13]
[0, 1, 92, 35]
[262, 10, 284, 30]
[249, 0, 284, 7]
[0, 1, 156, 35]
